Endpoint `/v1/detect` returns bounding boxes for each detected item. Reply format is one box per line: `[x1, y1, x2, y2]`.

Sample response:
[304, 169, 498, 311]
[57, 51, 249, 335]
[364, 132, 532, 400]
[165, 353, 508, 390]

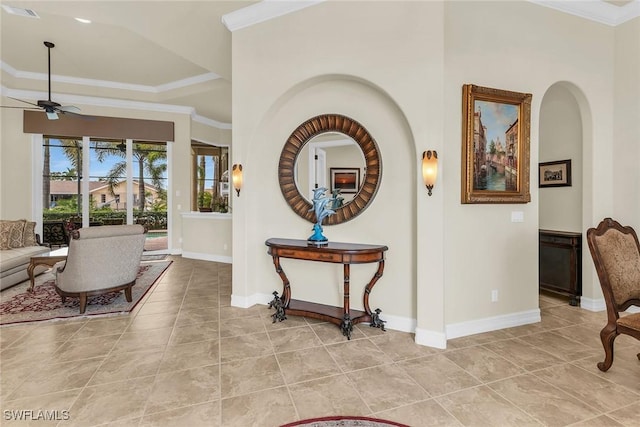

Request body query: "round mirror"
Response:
[279, 114, 382, 225]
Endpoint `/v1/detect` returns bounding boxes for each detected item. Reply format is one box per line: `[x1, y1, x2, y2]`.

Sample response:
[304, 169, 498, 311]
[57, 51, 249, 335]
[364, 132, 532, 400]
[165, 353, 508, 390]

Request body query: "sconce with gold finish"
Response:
[422, 151, 438, 196]
[232, 164, 243, 196]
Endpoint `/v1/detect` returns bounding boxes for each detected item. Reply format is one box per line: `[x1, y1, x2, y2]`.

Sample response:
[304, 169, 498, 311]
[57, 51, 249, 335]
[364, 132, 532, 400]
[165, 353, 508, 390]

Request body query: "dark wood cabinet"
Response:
[539, 229, 582, 305]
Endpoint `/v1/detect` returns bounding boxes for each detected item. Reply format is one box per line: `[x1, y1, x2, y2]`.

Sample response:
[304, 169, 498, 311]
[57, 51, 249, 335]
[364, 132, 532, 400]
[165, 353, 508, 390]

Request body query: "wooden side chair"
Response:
[586, 218, 640, 372]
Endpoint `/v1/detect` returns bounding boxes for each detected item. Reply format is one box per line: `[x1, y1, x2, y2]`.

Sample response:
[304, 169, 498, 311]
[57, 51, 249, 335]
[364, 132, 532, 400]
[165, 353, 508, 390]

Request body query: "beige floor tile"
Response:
[111, 328, 172, 353]
[571, 415, 626, 427]
[219, 332, 273, 362]
[482, 338, 565, 371]
[444, 345, 524, 383]
[571, 352, 640, 394]
[168, 321, 219, 345]
[347, 364, 431, 413]
[219, 305, 263, 320]
[158, 339, 219, 373]
[52, 334, 120, 362]
[221, 386, 296, 427]
[261, 312, 309, 330]
[145, 365, 220, 415]
[220, 354, 284, 398]
[489, 373, 601, 426]
[1, 389, 79, 427]
[276, 346, 341, 384]
[534, 363, 640, 413]
[7, 357, 104, 399]
[71, 317, 132, 339]
[175, 307, 219, 327]
[0, 339, 67, 371]
[88, 348, 164, 385]
[523, 330, 596, 361]
[140, 401, 221, 426]
[311, 321, 366, 343]
[398, 354, 480, 397]
[135, 300, 182, 316]
[325, 339, 393, 372]
[288, 375, 370, 420]
[0, 325, 37, 349]
[606, 401, 640, 426]
[268, 325, 323, 353]
[375, 399, 464, 427]
[126, 312, 177, 331]
[369, 330, 440, 361]
[219, 316, 266, 338]
[553, 324, 608, 350]
[11, 322, 85, 347]
[436, 385, 541, 426]
[68, 377, 155, 426]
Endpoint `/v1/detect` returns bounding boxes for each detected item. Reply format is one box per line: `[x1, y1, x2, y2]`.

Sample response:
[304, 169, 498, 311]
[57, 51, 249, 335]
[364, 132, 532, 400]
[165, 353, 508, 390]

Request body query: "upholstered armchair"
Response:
[586, 218, 640, 372]
[55, 224, 146, 314]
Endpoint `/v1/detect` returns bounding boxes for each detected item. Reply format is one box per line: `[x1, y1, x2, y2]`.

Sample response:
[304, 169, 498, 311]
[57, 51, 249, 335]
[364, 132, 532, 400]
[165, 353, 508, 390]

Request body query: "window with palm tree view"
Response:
[42, 137, 168, 249]
[192, 142, 229, 213]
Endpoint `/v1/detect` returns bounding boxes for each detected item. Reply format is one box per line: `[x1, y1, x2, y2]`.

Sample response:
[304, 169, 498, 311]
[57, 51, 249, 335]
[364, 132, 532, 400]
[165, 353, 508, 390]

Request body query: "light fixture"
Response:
[232, 164, 243, 196]
[74, 17, 91, 24]
[422, 150, 438, 196]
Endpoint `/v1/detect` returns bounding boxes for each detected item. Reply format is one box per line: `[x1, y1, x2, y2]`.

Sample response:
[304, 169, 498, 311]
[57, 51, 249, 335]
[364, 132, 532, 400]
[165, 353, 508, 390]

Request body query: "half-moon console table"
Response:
[265, 238, 388, 340]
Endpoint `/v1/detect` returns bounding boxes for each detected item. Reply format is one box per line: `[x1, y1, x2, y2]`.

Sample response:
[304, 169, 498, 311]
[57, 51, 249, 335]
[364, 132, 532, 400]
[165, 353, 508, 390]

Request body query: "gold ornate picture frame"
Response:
[461, 84, 532, 204]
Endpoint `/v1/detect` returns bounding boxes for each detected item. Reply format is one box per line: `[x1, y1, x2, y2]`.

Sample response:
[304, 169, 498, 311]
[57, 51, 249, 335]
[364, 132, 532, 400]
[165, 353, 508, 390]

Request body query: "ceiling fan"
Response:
[1, 41, 81, 120]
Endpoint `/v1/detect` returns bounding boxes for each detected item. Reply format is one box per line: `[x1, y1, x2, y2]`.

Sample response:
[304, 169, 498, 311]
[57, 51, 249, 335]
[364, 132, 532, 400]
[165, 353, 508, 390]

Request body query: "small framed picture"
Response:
[330, 168, 360, 193]
[539, 159, 572, 187]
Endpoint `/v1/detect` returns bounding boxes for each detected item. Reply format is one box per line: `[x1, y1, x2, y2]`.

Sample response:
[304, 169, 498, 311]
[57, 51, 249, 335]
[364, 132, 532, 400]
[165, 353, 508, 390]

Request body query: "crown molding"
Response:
[1, 85, 232, 130]
[1, 61, 220, 93]
[528, 0, 640, 26]
[222, 0, 324, 32]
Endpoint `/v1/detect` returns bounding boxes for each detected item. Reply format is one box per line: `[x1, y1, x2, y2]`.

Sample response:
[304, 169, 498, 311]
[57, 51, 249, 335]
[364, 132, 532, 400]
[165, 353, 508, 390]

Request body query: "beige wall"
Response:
[230, 1, 626, 344]
[613, 18, 640, 230]
[538, 84, 583, 233]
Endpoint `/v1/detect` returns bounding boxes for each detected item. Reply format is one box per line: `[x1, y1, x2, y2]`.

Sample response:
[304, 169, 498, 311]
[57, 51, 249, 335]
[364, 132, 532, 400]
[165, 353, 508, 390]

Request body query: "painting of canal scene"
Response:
[461, 84, 532, 204]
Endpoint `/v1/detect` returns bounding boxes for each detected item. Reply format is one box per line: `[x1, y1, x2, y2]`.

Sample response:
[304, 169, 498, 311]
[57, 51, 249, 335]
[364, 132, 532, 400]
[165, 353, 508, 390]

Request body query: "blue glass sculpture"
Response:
[308, 187, 336, 244]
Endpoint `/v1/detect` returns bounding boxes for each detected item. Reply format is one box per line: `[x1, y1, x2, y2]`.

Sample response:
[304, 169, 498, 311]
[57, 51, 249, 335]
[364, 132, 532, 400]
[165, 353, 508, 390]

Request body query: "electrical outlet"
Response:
[491, 289, 499, 302]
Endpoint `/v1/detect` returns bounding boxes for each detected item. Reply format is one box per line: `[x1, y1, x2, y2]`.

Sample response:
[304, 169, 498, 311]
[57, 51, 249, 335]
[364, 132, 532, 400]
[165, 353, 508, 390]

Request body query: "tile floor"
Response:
[1, 256, 639, 426]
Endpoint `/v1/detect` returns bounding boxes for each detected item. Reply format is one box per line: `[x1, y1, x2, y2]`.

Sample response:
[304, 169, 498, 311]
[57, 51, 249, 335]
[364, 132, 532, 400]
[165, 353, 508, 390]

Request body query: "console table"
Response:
[265, 238, 388, 339]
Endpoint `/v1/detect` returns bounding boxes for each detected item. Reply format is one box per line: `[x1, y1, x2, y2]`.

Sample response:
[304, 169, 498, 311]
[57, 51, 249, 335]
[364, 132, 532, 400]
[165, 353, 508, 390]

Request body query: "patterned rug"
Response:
[281, 417, 409, 427]
[0, 260, 171, 325]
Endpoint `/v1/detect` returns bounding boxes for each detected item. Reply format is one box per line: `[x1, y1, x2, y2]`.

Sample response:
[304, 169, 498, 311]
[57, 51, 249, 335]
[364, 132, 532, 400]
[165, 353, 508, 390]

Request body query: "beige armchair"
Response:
[586, 218, 640, 372]
[55, 224, 146, 314]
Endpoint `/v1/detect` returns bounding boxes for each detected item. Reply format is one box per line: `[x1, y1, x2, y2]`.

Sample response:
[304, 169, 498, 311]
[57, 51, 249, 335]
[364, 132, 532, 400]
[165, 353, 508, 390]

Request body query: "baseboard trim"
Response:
[580, 296, 605, 312]
[181, 251, 232, 264]
[415, 328, 447, 349]
[445, 309, 541, 340]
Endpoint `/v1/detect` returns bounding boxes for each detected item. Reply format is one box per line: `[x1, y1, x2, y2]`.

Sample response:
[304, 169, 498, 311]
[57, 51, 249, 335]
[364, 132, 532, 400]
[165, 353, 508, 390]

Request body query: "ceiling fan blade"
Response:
[58, 105, 81, 113]
[8, 97, 39, 107]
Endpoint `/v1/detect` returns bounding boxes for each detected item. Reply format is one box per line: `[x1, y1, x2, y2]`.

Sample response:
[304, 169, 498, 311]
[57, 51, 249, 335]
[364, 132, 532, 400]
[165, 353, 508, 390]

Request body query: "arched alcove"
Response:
[538, 81, 598, 307]
[235, 74, 421, 323]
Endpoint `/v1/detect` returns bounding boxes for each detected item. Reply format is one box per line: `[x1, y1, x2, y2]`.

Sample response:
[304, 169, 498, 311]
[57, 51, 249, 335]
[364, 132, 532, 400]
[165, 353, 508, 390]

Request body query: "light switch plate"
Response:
[511, 211, 524, 222]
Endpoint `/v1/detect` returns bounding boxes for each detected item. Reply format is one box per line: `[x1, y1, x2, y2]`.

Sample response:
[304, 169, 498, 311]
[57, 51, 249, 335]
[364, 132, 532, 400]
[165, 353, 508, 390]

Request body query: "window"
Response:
[43, 137, 83, 213]
[101, 194, 106, 204]
[191, 142, 229, 212]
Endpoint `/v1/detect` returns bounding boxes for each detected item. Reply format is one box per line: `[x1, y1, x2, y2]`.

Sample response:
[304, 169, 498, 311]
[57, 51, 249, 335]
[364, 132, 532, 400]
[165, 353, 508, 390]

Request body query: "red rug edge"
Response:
[0, 260, 172, 327]
[280, 416, 410, 427]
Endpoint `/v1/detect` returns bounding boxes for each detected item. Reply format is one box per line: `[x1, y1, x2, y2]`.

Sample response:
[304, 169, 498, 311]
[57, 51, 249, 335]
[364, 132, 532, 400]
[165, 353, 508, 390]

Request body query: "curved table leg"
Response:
[364, 260, 386, 329]
[27, 262, 37, 293]
[269, 255, 290, 322]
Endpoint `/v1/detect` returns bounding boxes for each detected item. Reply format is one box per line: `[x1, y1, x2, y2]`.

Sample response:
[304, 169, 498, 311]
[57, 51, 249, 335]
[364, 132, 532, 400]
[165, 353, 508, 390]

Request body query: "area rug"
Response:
[0, 260, 171, 325]
[281, 416, 409, 427]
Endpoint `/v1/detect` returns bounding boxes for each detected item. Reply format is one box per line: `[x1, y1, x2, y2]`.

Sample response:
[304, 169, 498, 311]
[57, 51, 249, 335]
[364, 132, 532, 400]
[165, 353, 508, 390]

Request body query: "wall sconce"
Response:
[232, 164, 243, 196]
[422, 150, 438, 196]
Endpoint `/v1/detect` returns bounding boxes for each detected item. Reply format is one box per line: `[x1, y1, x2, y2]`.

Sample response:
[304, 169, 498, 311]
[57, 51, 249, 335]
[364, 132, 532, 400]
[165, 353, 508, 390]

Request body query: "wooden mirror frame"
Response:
[279, 114, 382, 225]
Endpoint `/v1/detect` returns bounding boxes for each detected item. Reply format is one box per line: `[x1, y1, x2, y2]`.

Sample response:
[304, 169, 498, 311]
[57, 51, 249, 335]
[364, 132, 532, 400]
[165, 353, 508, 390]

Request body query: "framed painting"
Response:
[461, 84, 532, 204]
[539, 159, 571, 187]
[330, 167, 360, 193]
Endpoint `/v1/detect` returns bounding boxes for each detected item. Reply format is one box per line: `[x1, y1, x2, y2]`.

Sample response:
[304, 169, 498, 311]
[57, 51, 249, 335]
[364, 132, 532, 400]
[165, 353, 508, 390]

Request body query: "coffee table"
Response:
[27, 247, 68, 292]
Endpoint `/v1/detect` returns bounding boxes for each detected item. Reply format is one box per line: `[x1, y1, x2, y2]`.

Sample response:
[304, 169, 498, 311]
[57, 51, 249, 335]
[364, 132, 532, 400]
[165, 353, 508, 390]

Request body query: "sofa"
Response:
[1, 220, 50, 290]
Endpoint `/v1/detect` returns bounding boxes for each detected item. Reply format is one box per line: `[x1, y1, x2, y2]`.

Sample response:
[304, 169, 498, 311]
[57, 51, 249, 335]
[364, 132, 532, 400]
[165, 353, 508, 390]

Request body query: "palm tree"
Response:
[94, 141, 167, 212]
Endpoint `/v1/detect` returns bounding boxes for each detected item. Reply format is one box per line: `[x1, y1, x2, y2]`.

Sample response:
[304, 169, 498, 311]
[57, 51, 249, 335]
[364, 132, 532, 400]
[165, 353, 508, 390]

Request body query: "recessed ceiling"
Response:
[1, 0, 638, 127]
